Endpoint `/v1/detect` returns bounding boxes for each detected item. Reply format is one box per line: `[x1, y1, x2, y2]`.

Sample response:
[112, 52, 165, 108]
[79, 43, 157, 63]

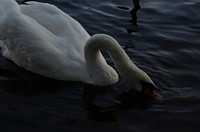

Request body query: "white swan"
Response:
[0, 0, 162, 100]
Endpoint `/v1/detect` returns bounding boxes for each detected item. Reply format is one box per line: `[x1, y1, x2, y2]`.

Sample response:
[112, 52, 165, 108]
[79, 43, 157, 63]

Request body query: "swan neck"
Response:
[86, 34, 131, 65]
[84, 34, 132, 86]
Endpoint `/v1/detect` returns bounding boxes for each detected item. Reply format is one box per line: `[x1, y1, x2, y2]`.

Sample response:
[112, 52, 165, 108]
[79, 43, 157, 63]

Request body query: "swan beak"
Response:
[143, 88, 163, 101]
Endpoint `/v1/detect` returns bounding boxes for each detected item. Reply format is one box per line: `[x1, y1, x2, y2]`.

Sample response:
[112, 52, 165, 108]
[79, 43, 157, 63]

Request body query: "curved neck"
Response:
[84, 34, 136, 86]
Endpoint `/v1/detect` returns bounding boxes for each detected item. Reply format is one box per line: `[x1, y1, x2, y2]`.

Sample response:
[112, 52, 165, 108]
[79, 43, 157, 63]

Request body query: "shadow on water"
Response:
[82, 83, 156, 122]
[0, 57, 68, 95]
[0, 56, 158, 123]
[113, 0, 140, 33]
[126, 0, 141, 33]
[1, 77, 66, 96]
[0, 56, 157, 114]
[130, 0, 141, 26]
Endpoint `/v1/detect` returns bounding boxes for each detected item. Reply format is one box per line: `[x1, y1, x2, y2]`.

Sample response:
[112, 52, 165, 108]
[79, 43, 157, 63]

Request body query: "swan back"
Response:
[20, 1, 89, 39]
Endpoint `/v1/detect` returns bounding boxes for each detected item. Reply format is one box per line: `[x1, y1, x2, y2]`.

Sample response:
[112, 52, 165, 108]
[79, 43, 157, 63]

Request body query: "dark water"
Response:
[0, 0, 200, 131]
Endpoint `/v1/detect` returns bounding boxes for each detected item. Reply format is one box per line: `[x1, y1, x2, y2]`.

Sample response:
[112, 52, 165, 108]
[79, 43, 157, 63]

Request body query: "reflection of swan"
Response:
[0, 0, 161, 100]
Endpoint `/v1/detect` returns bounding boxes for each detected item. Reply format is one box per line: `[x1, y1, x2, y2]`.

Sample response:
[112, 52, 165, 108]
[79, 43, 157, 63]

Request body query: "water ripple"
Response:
[1, 0, 200, 131]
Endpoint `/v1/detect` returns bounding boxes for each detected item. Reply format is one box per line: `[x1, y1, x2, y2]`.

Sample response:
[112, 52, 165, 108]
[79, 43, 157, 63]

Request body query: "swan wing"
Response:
[0, 0, 91, 82]
[19, 1, 90, 40]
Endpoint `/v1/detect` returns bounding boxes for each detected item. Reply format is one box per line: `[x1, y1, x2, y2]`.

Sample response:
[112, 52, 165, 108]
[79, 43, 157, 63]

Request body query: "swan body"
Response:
[0, 0, 161, 99]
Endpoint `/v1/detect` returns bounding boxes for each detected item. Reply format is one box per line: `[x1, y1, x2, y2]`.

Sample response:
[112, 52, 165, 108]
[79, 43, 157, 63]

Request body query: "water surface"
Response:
[0, 0, 200, 131]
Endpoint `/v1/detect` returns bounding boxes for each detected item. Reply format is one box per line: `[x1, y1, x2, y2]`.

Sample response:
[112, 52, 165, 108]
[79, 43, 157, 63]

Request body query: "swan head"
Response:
[140, 81, 163, 101]
[85, 34, 162, 100]
[120, 64, 162, 101]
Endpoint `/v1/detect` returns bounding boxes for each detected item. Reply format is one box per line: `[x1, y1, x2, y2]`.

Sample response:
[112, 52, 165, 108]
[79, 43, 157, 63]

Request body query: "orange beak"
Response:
[143, 88, 163, 101]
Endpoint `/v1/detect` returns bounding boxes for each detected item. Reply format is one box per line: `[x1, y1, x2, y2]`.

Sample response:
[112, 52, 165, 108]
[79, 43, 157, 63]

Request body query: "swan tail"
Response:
[0, 0, 22, 39]
[23, 0, 33, 4]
